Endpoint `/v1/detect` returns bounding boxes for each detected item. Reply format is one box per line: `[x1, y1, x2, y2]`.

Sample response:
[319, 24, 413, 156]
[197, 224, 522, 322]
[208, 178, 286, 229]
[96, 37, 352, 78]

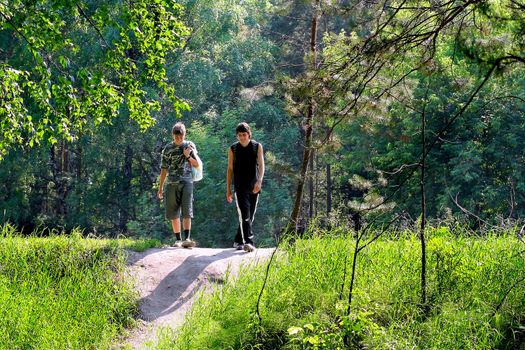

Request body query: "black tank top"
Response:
[231, 140, 259, 192]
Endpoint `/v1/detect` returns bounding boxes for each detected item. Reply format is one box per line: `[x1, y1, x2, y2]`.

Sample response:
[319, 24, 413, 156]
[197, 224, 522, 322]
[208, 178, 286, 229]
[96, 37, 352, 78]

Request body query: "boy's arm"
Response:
[226, 148, 234, 203]
[184, 142, 200, 168]
[253, 143, 265, 194]
[158, 168, 168, 199]
[158, 147, 169, 199]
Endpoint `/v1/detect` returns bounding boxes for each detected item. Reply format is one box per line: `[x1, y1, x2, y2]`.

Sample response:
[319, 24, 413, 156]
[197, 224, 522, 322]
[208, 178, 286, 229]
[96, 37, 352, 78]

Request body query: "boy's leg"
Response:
[234, 191, 253, 245]
[234, 226, 243, 247]
[234, 192, 243, 245]
[171, 219, 182, 240]
[248, 192, 259, 240]
[181, 182, 196, 247]
[183, 217, 192, 240]
[165, 183, 182, 245]
[183, 218, 192, 231]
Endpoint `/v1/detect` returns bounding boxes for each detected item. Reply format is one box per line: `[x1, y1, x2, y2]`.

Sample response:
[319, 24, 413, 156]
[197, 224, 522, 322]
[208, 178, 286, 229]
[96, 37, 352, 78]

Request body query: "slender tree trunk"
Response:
[308, 150, 315, 219]
[76, 142, 82, 180]
[59, 141, 70, 216]
[314, 152, 319, 218]
[326, 163, 332, 215]
[50, 144, 68, 220]
[344, 229, 362, 347]
[118, 145, 133, 233]
[347, 235, 360, 314]
[61, 140, 69, 173]
[48, 146, 56, 216]
[420, 104, 427, 307]
[287, 0, 320, 234]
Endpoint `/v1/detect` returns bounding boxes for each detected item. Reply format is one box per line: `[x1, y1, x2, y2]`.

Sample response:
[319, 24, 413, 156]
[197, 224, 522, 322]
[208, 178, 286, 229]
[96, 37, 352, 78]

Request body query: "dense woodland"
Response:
[1, 0, 524, 246]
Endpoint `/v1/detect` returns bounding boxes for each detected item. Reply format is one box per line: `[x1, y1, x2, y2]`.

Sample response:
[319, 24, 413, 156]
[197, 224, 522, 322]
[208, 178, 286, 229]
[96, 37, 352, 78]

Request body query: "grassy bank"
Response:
[0, 224, 157, 350]
[163, 228, 525, 349]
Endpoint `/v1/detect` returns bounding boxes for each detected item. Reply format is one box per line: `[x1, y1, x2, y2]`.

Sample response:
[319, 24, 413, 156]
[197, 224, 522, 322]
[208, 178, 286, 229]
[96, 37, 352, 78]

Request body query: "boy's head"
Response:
[172, 122, 186, 136]
[172, 122, 186, 144]
[235, 122, 252, 138]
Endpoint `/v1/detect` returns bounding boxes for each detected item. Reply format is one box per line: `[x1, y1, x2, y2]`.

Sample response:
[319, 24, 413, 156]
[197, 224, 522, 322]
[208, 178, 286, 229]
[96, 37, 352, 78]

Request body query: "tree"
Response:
[287, 0, 321, 234]
[0, 0, 299, 244]
[0, 0, 190, 159]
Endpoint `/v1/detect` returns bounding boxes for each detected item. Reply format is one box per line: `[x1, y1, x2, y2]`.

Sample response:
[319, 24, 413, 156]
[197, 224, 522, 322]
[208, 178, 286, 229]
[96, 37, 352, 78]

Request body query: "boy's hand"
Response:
[226, 190, 233, 203]
[253, 181, 262, 194]
[183, 145, 193, 158]
[157, 189, 163, 200]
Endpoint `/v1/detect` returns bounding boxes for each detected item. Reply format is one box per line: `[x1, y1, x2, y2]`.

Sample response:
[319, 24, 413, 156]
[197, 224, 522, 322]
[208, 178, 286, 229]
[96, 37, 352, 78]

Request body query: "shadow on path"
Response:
[138, 249, 241, 322]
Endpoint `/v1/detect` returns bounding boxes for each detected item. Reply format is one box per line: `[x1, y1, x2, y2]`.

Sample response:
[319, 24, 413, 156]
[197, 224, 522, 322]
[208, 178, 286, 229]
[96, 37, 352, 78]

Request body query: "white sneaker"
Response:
[243, 243, 255, 252]
[174, 240, 183, 248]
[182, 239, 196, 249]
[233, 242, 244, 250]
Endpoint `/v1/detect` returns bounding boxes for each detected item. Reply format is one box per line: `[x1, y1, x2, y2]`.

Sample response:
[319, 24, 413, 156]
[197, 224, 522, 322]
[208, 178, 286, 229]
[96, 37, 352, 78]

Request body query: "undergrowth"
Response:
[0, 223, 157, 349]
[163, 226, 525, 349]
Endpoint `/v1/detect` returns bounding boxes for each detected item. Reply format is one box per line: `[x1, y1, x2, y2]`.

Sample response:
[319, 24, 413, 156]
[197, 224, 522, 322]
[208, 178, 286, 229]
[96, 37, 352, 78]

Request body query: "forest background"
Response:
[1, 0, 524, 246]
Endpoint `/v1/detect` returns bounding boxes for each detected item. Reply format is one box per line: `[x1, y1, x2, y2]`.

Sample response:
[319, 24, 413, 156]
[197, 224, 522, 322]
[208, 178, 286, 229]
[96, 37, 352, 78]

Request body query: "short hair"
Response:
[235, 122, 252, 137]
[172, 122, 186, 135]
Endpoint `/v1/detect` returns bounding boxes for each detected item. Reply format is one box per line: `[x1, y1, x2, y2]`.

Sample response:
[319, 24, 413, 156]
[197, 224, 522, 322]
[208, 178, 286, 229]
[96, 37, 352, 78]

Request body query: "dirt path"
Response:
[119, 247, 275, 349]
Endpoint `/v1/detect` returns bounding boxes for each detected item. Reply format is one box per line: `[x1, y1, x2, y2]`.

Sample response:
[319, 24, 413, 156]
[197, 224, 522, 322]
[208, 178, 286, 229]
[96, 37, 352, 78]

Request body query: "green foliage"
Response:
[287, 312, 380, 350]
[297, 0, 525, 229]
[3, 0, 524, 251]
[0, 0, 296, 246]
[324, 54, 525, 226]
[0, 0, 190, 159]
[126, 192, 167, 239]
[0, 224, 158, 349]
[163, 227, 525, 349]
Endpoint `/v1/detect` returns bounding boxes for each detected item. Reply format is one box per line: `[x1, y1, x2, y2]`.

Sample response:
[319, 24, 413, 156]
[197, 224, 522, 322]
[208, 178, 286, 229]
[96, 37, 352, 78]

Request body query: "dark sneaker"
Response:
[243, 243, 255, 252]
[233, 242, 244, 250]
[182, 239, 196, 249]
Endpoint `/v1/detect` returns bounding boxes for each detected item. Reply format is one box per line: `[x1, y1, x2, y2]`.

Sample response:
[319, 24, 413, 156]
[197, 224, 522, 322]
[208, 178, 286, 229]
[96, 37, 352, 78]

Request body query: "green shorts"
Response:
[164, 181, 194, 220]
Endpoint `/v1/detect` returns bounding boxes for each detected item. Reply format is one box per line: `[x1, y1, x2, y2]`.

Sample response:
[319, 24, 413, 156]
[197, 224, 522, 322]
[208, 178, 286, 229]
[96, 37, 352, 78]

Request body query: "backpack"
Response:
[192, 154, 203, 182]
[182, 141, 203, 182]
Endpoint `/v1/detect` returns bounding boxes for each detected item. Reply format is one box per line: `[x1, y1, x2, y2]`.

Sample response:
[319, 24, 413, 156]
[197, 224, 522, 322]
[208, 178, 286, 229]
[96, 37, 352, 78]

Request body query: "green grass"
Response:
[162, 227, 525, 349]
[0, 224, 158, 350]
[2, 222, 522, 349]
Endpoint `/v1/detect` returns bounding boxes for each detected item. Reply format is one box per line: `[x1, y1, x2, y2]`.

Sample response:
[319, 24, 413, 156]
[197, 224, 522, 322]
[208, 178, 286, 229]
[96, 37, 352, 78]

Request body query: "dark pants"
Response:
[234, 191, 259, 245]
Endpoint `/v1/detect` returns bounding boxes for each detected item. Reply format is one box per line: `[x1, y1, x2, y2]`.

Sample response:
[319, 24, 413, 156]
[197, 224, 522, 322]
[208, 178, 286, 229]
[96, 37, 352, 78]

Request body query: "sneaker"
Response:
[182, 239, 196, 249]
[243, 243, 255, 252]
[174, 240, 183, 248]
[233, 242, 244, 250]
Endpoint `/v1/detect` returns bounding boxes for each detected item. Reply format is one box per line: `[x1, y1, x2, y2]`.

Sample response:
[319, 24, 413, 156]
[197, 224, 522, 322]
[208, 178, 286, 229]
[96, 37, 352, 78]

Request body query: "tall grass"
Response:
[0, 224, 157, 349]
[164, 227, 525, 349]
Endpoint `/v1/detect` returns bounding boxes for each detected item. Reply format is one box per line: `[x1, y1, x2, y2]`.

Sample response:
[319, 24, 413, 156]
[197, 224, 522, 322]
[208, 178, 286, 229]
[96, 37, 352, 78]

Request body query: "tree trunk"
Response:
[61, 139, 69, 173]
[118, 145, 133, 233]
[287, 0, 320, 234]
[76, 142, 82, 180]
[49, 142, 70, 223]
[326, 163, 332, 215]
[420, 102, 427, 307]
[308, 150, 315, 219]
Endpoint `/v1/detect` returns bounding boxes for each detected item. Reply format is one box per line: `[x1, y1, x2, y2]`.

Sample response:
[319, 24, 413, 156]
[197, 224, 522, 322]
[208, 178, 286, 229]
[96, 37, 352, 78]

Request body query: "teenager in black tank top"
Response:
[232, 140, 259, 192]
[226, 122, 265, 252]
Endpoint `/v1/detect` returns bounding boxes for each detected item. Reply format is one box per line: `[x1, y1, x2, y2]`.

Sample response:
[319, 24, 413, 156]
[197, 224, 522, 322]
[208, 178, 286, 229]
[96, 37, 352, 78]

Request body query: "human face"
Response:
[236, 131, 250, 146]
[173, 132, 185, 145]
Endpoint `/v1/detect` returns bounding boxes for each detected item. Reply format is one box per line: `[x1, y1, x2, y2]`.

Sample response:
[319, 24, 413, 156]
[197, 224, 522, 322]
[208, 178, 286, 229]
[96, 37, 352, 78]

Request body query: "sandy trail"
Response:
[119, 247, 274, 349]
